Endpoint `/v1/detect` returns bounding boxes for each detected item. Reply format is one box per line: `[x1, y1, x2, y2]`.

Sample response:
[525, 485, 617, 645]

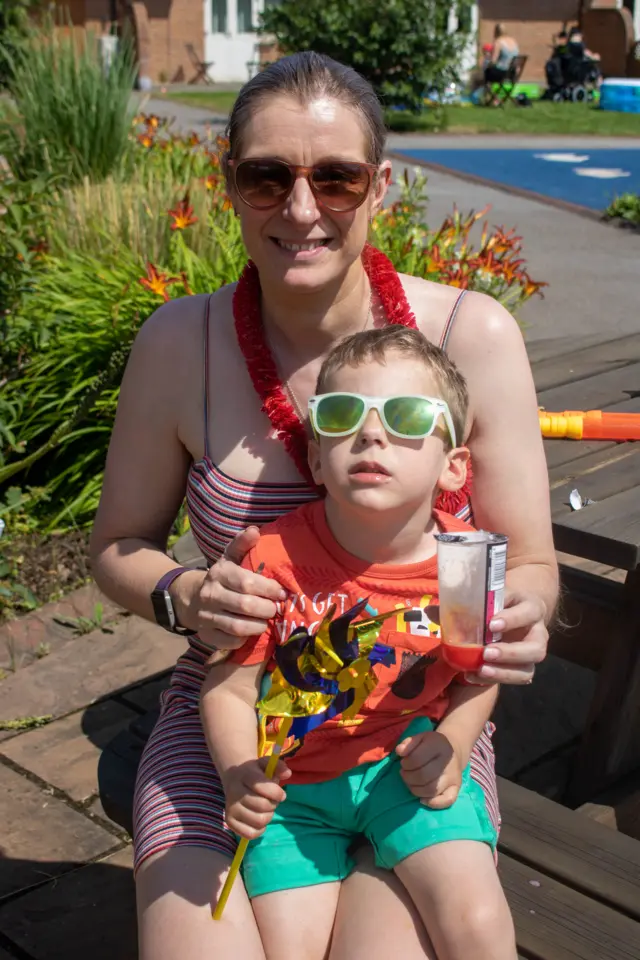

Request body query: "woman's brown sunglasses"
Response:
[228, 158, 378, 212]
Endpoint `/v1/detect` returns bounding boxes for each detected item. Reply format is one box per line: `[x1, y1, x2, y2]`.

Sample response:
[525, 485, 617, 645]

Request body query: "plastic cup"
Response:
[435, 532, 508, 672]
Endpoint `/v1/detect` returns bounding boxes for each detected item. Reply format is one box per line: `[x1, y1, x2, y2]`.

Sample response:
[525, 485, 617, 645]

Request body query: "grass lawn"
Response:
[389, 101, 640, 136]
[161, 90, 239, 115]
[161, 90, 640, 137]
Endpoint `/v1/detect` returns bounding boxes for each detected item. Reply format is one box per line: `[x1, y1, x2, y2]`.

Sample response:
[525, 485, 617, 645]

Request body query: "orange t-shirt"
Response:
[229, 500, 472, 784]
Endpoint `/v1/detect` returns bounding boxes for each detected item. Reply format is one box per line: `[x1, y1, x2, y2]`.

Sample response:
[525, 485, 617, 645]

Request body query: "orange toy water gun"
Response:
[539, 409, 640, 442]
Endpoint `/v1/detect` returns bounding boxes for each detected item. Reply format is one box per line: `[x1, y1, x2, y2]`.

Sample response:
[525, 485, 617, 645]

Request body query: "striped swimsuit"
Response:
[133, 291, 501, 873]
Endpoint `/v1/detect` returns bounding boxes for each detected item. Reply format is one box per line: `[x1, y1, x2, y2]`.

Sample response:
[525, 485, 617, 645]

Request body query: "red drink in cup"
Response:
[435, 532, 508, 673]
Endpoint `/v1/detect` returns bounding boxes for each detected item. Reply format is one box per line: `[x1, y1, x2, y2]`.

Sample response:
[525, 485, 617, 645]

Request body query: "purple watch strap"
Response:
[155, 568, 189, 593]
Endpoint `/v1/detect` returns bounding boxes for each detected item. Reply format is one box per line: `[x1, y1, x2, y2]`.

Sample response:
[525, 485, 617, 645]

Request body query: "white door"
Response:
[204, 0, 262, 83]
[448, 2, 479, 81]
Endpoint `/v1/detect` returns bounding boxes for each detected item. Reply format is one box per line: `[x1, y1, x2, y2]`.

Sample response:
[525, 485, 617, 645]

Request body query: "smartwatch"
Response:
[150, 568, 197, 636]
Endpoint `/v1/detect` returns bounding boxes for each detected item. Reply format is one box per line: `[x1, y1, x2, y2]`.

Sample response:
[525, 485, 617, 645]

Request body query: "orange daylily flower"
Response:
[203, 173, 222, 190]
[139, 262, 180, 302]
[168, 195, 198, 230]
[524, 279, 547, 298]
[222, 196, 234, 212]
[137, 133, 153, 148]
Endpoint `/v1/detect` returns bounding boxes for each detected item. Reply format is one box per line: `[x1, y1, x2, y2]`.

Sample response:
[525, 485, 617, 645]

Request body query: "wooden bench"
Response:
[98, 691, 640, 957]
[535, 332, 640, 805]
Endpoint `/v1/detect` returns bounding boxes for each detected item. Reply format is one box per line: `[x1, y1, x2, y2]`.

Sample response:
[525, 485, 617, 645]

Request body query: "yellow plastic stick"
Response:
[212, 715, 293, 920]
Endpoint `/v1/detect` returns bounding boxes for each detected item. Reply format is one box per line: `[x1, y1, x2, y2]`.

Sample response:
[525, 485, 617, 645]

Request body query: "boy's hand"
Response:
[223, 756, 291, 840]
[396, 730, 463, 809]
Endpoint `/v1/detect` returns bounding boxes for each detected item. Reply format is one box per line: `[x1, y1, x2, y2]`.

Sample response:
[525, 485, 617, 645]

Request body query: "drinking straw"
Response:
[212, 715, 293, 920]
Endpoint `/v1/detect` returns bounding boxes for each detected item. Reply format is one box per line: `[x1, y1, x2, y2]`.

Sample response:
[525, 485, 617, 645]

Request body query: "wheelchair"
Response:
[543, 51, 600, 103]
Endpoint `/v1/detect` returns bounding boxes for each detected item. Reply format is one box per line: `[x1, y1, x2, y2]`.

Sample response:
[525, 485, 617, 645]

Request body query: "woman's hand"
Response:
[173, 525, 286, 650]
[465, 589, 549, 686]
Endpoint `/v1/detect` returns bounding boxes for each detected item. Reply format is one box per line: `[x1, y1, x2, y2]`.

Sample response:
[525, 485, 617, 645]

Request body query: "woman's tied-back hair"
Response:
[316, 325, 469, 447]
[224, 51, 386, 169]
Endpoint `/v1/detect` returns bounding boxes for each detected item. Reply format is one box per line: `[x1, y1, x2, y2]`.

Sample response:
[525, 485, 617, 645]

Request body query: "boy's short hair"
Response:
[315, 325, 469, 446]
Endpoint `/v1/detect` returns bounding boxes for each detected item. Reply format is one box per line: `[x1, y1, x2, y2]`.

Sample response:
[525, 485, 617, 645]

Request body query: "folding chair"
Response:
[483, 54, 528, 107]
[186, 43, 214, 85]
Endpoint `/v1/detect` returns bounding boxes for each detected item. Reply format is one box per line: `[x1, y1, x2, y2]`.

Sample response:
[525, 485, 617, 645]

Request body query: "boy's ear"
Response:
[308, 438, 323, 485]
[437, 446, 469, 493]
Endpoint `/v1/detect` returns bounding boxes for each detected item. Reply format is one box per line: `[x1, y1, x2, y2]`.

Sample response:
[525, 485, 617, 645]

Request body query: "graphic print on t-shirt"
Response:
[229, 500, 469, 782]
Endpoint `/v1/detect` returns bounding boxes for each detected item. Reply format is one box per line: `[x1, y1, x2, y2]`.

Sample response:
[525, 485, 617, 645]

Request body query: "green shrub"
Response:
[604, 193, 640, 226]
[0, 0, 41, 88]
[0, 15, 137, 184]
[0, 168, 53, 327]
[0, 205, 243, 530]
[261, 0, 474, 114]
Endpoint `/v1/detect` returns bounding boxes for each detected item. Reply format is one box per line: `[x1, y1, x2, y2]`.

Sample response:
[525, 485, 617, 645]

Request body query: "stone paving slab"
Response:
[0, 584, 123, 673]
[0, 617, 186, 741]
[0, 764, 117, 898]
[0, 700, 138, 803]
[0, 847, 136, 960]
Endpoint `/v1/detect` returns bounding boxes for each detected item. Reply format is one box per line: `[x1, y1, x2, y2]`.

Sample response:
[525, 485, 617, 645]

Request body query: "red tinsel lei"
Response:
[233, 243, 472, 517]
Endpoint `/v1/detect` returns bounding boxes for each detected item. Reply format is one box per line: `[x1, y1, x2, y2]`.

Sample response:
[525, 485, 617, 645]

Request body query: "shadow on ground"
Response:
[0, 853, 136, 960]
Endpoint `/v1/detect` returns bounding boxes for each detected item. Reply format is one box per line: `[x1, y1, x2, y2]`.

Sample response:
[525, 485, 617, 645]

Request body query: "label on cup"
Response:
[435, 531, 508, 647]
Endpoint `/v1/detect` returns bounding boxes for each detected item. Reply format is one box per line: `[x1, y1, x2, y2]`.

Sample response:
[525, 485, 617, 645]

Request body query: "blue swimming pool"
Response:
[397, 148, 640, 211]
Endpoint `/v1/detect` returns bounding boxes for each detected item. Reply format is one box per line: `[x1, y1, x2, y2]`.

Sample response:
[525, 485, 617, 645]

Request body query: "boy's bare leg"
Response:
[330, 846, 438, 960]
[395, 840, 517, 960]
[252, 881, 341, 960]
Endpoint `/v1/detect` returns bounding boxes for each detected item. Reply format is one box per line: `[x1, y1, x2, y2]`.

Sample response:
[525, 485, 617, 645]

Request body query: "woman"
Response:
[484, 23, 519, 85]
[91, 52, 557, 960]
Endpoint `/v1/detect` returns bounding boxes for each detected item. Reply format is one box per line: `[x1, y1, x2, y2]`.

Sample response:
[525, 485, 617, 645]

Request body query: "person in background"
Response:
[484, 23, 519, 86]
[567, 25, 601, 65]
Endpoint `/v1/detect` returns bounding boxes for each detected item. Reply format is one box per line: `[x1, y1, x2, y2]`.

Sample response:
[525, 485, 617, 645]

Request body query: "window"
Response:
[211, 0, 227, 33]
[237, 0, 253, 32]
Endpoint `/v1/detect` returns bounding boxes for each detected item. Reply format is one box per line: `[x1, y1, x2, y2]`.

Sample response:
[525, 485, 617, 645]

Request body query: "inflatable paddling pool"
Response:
[600, 79, 640, 113]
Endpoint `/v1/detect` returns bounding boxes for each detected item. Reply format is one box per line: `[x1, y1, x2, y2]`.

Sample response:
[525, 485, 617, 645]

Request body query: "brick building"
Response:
[479, 1, 640, 81]
[58, 0, 280, 85]
[58, 0, 640, 86]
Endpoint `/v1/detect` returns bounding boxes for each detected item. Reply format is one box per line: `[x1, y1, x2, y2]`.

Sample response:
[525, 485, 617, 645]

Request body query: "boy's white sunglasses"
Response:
[308, 393, 457, 447]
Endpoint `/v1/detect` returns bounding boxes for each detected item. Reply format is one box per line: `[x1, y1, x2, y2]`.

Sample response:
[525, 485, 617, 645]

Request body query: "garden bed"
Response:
[1, 529, 91, 624]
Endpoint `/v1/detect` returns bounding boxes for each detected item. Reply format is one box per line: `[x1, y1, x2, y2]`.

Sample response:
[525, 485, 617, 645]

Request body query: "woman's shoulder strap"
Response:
[202, 294, 214, 459]
[439, 290, 467, 354]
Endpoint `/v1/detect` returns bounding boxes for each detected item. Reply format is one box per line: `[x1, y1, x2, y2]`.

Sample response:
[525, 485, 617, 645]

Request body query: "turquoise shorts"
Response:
[241, 717, 497, 899]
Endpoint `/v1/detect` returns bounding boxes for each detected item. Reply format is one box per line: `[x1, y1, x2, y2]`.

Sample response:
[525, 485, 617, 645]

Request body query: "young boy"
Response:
[201, 326, 517, 960]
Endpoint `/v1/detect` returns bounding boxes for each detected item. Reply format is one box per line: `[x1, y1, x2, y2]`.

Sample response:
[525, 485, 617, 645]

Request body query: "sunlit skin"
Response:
[308, 353, 469, 565]
[229, 94, 391, 312]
